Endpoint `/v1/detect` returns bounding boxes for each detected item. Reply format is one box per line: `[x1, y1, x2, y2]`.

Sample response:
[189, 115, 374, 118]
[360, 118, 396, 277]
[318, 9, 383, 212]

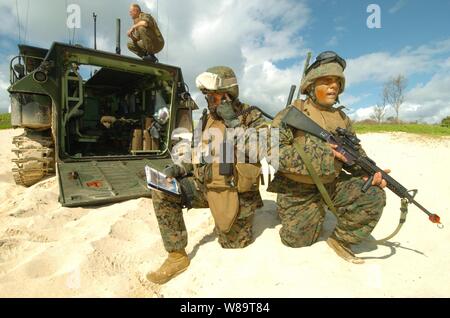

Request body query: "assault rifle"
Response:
[282, 106, 442, 225]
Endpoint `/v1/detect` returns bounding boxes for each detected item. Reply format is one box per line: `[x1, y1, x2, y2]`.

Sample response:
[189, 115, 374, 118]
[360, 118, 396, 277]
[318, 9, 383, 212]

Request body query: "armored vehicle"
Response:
[8, 42, 197, 207]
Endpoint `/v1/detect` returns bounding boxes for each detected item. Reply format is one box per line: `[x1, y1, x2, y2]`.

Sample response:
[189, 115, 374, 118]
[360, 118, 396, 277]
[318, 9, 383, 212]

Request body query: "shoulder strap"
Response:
[192, 108, 208, 148]
[293, 139, 408, 244]
[201, 108, 208, 132]
[291, 142, 338, 216]
[235, 104, 274, 121]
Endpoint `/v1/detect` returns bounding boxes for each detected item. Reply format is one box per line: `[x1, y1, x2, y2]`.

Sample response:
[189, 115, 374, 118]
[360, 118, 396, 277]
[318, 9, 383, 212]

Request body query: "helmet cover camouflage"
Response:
[195, 66, 239, 99]
[300, 62, 346, 95]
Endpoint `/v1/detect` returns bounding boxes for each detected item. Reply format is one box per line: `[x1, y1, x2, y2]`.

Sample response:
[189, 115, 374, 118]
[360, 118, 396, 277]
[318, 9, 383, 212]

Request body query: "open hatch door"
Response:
[57, 158, 172, 207]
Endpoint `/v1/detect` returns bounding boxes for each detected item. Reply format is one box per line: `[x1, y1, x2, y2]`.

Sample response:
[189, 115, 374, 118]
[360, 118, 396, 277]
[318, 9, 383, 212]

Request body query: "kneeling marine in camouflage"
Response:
[268, 51, 389, 264]
[147, 66, 268, 284]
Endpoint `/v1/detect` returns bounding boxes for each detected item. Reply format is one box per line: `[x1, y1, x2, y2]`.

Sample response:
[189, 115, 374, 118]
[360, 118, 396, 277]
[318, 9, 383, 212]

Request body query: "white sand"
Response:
[0, 128, 449, 297]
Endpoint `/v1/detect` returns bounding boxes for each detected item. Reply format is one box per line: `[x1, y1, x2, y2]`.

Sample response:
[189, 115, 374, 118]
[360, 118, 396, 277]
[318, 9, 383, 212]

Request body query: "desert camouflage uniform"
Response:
[153, 102, 267, 252]
[128, 12, 164, 57]
[268, 99, 386, 247]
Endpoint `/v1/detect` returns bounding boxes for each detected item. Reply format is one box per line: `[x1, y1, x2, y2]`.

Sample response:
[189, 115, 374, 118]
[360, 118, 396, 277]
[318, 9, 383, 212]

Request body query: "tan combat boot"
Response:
[146, 250, 190, 284]
[326, 236, 365, 264]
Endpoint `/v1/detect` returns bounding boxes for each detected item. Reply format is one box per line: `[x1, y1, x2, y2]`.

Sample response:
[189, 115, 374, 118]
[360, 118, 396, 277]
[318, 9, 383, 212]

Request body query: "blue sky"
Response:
[302, 0, 450, 120]
[0, 0, 449, 123]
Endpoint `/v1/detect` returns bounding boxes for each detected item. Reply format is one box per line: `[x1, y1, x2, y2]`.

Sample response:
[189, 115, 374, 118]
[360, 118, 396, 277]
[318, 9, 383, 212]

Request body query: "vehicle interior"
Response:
[63, 63, 174, 158]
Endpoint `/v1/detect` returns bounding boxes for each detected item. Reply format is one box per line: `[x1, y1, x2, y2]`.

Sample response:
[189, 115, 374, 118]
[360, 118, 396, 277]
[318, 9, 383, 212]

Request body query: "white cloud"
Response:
[349, 105, 376, 122]
[349, 99, 450, 124]
[326, 36, 338, 47]
[344, 39, 450, 123]
[0, 1, 21, 39]
[408, 73, 450, 104]
[241, 60, 303, 114]
[0, 76, 8, 90]
[0, 0, 449, 125]
[389, 0, 408, 14]
[346, 39, 450, 87]
[0, 65, 11, 113]
[349, 101, 450, 124]
[401, 39, 450, 56]
[443, 57, 450, 69]
[0, 0, 311, 114]
[401, 73, 450, 123]
[340, 93, 362, 108]
[142, 0, 311, 115]
[346, 52, 430, 86]
[347, 53, 450, 124]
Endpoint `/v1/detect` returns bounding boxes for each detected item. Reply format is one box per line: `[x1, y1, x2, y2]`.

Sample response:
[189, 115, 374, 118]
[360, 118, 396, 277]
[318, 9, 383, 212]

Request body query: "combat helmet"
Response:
[195, 66, 239, 99]
[300, 51, 346, 95]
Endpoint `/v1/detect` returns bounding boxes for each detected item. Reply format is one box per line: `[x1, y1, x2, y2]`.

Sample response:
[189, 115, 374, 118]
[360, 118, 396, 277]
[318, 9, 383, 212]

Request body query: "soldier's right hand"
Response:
[163, 164, 186, 179]
[127, 28, 137, 41]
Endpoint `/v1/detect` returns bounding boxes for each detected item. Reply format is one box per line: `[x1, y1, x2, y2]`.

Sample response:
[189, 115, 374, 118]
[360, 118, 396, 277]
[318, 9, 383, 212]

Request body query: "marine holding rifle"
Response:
[268, 51, 390, 264]
[147, 66, 268, 284]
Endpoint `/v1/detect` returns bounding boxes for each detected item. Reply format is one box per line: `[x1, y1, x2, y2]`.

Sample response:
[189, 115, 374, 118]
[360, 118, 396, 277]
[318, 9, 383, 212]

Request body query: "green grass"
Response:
[354, 123, 450, 136]
[0, 113, 12, 130]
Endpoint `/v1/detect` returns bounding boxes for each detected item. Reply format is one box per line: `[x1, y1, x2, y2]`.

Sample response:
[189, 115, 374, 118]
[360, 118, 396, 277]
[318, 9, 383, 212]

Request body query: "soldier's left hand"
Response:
[163, 163, 186, 181]
[329, 144, 347, 163]
[363, 169, 391, 189]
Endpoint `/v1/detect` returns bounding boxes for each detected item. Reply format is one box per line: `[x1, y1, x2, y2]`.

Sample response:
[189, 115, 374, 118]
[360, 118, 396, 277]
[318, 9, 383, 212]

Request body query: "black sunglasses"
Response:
[305, 51, 347, 75]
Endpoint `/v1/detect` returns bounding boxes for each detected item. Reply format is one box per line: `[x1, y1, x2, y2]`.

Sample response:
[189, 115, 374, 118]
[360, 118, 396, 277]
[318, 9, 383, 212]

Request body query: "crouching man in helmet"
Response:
[268, 51, 389, 264]
[147, 66, 269, 284]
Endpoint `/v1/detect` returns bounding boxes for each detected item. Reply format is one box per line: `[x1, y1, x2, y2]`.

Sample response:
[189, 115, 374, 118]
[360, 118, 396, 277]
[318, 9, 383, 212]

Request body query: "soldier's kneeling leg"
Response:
[148, 178, 209, 284]
[332, 177, 386, 245]
[217, 214, 255, 248]
[127, 40, 146, 57]
[277, 192, 325, 248]
[135, 26, 156, 54]
[217, 191, 260, 248]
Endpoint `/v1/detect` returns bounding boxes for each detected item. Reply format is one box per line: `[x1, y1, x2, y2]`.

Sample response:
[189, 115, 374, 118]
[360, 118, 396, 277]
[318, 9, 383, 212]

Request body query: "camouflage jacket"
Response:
[183, 100, 269, 187]
[135, 12, 158, 31]
[134, 12, 164, 49]
[268, 98, 366, 193]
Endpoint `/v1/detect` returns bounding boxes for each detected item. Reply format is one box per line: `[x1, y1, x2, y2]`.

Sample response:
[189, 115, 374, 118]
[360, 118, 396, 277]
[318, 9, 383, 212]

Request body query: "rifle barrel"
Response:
[357, 151, 441, 224]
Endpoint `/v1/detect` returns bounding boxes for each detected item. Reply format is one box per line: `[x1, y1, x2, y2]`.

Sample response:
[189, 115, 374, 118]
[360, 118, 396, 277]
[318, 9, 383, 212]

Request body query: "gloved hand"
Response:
[149, 122, 163, 139]
[163, 163, 186, 179]
[216, 101, 241, 128]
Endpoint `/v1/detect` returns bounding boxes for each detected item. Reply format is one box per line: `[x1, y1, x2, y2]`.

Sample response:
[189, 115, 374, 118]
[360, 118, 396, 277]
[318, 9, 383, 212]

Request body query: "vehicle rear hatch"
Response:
[57, 158, 172, 207]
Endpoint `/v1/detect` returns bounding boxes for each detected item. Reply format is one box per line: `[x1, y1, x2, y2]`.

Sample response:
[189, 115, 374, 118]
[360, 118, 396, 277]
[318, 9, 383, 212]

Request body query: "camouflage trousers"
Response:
[277, 174, 386, 247]
[127, 26, 164, 57]
[151, 176, 262, 252]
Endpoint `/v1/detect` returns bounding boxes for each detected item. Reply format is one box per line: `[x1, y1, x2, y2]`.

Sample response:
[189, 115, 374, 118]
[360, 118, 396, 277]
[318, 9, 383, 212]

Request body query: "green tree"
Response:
[441, 116, 450, 128]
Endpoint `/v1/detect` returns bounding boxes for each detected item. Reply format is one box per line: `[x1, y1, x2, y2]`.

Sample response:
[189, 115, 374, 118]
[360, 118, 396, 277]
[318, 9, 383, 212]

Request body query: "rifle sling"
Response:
[372, 198, 408, 243]
[292, 141, 407, 244]
[291, 142, 337, 216]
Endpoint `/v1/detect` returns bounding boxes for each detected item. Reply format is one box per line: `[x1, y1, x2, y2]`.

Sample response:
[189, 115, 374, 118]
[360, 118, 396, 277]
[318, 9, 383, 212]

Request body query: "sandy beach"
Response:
[0, 128, 449, 297]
